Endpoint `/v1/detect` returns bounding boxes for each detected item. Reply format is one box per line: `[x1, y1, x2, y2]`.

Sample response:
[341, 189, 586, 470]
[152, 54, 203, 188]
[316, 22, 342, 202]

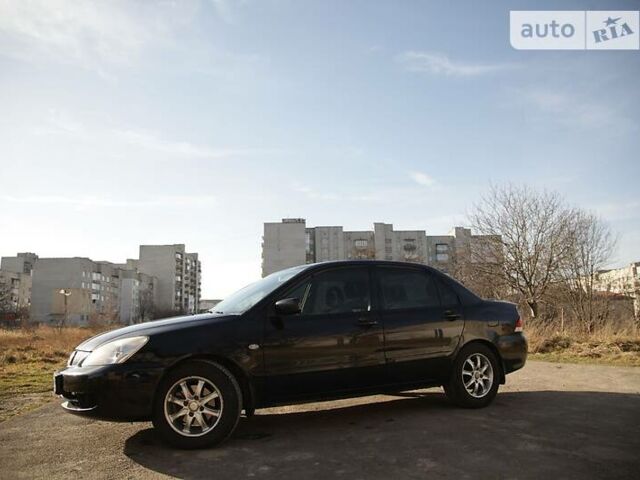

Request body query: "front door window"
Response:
[304, 268, 371, 315]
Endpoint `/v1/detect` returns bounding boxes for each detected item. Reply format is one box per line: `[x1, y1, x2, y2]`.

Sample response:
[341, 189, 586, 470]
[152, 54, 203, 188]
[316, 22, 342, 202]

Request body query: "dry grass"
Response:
[0, 325, 106, 421]
[526, 320, 640, 366]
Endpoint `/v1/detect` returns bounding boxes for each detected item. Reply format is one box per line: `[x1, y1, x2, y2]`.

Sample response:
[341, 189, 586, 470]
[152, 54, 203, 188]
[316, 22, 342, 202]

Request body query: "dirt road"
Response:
[1, 361, 639, 479]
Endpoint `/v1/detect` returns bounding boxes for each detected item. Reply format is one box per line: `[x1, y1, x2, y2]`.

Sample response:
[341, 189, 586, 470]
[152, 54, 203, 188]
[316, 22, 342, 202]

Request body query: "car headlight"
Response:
[82, 336, 149, 366]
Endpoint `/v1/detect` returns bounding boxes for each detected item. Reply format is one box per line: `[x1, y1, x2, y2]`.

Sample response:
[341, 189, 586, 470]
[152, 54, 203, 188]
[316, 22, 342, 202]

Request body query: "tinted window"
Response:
[280, 280, 312, 313]
[379, 268, 440, 310]
[434, 277, 459, 307]
[212, 265, 309, 314]
[304, 268, 370, 315]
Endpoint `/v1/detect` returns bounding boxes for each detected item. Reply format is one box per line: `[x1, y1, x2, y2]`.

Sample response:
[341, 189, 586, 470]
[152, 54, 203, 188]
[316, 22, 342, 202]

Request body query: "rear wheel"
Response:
[444, 344, 499, 408]
[152, 360, 242, 449]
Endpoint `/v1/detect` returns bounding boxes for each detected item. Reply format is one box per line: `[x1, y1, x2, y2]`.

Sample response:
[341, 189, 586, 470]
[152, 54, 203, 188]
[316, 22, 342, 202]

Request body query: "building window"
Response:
[354, 239, 368, 249]
[403, 243, 417, 252]
[436, 243, 449, 262]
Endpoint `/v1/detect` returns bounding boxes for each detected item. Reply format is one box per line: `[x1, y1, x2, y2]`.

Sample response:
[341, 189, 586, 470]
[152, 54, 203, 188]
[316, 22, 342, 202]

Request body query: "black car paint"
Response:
[54, 261, 527, 421]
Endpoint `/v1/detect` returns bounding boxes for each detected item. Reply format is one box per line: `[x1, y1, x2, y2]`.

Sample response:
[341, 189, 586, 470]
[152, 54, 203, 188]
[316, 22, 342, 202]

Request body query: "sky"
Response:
[0, 0, 638, 298]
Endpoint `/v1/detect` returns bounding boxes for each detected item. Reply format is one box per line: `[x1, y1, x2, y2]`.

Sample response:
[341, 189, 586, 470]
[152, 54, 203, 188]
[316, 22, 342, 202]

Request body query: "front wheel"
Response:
[152, 360, 242, 449]
[444, 344, 500, 408]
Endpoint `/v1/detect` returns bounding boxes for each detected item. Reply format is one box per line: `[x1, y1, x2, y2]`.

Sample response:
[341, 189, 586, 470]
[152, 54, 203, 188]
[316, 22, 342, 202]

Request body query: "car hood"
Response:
[76, 313, 236, 351]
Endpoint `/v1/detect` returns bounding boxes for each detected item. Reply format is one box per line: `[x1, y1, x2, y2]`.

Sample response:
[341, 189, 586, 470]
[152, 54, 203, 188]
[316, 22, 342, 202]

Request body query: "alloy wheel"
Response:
[163, 376, 224, 437]
[461, 353, 494, 398]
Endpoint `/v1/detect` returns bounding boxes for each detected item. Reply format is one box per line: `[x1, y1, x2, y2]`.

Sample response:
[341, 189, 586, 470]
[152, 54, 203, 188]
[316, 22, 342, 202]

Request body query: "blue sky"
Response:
[0, 0, 638, 297]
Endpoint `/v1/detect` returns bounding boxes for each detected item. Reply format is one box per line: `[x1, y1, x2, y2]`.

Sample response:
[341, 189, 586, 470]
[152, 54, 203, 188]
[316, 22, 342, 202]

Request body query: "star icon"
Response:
[604, 17, 621, 27]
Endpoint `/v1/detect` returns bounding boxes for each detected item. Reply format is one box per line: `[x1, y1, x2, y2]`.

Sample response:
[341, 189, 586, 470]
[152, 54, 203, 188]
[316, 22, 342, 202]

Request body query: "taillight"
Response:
[514, 317, 524, 333]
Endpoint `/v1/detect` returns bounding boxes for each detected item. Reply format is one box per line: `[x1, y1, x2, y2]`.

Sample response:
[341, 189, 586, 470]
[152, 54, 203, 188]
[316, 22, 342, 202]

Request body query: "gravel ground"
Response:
[1, 361, 639, 480]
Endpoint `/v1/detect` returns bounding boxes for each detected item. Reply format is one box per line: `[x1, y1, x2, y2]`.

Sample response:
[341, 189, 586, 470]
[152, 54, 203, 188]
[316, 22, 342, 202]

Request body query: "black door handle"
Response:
[357, 317, 378, 327]
[443, 310, 460, 321]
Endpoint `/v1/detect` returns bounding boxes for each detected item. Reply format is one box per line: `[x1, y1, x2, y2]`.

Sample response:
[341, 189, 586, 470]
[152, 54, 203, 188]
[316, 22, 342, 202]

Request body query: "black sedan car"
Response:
[55, 260, 527, 449]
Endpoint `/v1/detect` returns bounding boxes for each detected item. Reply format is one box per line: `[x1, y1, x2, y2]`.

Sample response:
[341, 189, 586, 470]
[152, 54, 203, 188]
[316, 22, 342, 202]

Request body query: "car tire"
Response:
[444, 343, 500, 408]
[152, 360, 242, 449]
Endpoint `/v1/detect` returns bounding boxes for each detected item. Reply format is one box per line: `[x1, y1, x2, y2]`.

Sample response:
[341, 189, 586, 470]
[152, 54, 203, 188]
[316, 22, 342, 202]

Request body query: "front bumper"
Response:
[53, 363, 164, 421]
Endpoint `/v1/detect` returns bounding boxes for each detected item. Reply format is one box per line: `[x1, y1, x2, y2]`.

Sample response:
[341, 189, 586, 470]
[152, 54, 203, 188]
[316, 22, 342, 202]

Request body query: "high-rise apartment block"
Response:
[262, 219, 501, 277]
[138, 245, 201, 315]
[0, 253, 38, 314]
[30, 258, 156, 325]
[3, 244, 200, 326]
[1, 252, 38, 275]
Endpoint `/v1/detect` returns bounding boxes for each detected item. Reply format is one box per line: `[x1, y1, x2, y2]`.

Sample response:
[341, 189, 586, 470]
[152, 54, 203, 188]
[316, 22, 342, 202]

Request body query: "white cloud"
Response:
[592, 200, 640, 222]
[209, 0, 245, 24]
[36, 110, 274, 160]
[292, 184, 342, 201]
[2, 194, 217, 210]
[409, 171, 435, 187]
[518, 89, 635, 131]
[397, 51, 515, 77]
[113, 129, 271, 159]
[0, 0, 197, 71]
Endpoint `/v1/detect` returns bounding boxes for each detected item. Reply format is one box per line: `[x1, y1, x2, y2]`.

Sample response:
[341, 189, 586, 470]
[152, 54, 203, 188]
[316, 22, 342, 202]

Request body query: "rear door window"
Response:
[434, 277, 460, 307]
[378, 268, 440, 310]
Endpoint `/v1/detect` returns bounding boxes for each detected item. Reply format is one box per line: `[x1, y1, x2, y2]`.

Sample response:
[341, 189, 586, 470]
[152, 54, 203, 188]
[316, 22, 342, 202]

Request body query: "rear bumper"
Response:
[497, 333, 528, 374]
[53, 363, 164, 421]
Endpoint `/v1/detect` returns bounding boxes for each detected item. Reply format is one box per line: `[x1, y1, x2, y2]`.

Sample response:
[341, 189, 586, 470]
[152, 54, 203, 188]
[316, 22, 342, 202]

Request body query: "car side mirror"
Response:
[274, 298, 301, 315]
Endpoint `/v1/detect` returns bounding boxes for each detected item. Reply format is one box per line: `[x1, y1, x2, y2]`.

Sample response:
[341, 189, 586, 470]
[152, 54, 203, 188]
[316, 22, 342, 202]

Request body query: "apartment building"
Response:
[595, 262, 640, 315]
[138, 245, 201, 315]
[30, 258, 157, 325]
[0, 270, 32, 312]
[116, 268, 157, 324]
[0, 253, 38, 314]
[5, 243, 201, 325]
[1, 252, 38, 275]
[261, 219, 501, 277]
[30, 258, 116, 325]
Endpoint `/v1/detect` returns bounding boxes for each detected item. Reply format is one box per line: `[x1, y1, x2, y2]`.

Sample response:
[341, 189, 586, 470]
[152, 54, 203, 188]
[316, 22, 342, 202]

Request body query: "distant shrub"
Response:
[536, 336, 571, 353]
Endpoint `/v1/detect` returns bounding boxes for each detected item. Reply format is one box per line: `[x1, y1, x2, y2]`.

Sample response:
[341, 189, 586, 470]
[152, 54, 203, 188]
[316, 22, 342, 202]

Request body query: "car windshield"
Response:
[211, 265, 309, 315]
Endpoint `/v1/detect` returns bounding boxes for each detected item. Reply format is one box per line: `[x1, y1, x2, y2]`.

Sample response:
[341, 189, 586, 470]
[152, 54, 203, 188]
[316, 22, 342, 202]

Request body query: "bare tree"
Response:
[453, 260, 508, 300]
[0, 281, 16, 326]
[88, 296, 120, 328]
[561, 212, 616, 334]
[138, 288, 155, 323]
[0, 281, 13, 314]
[468, 184, 575, 318]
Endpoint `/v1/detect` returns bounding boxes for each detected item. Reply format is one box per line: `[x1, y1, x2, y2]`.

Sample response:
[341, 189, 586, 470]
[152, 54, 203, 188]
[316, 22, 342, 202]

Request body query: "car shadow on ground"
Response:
[124, 390, 640, 480]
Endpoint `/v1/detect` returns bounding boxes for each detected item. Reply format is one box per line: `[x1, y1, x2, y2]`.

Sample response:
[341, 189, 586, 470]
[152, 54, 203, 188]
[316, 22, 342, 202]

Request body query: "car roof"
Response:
[301, 259, 435, 270]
